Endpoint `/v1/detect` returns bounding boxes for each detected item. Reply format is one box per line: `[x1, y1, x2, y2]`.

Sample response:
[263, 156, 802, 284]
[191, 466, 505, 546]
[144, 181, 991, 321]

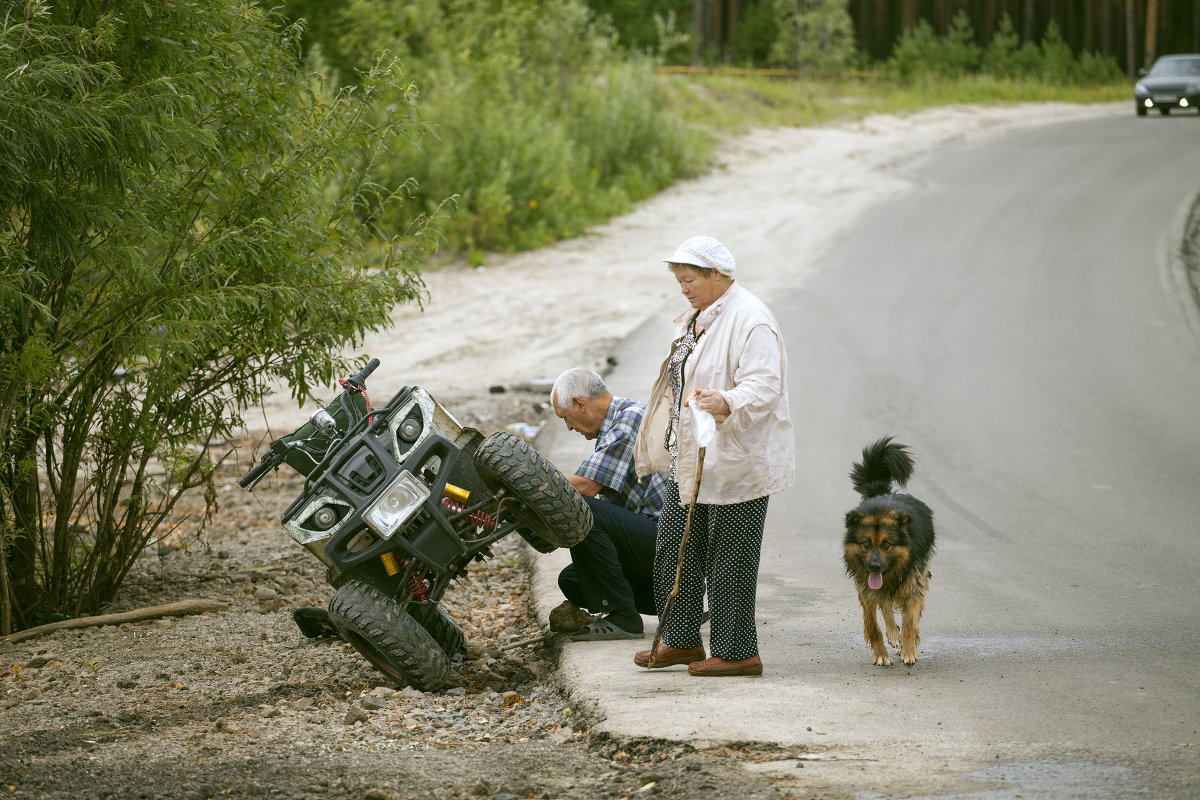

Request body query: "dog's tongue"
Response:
[868, 572, 884, 590]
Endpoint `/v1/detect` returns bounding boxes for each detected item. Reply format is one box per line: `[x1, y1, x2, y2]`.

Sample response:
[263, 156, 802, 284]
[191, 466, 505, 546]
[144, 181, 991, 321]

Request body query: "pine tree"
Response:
[769, 0, 856, 73]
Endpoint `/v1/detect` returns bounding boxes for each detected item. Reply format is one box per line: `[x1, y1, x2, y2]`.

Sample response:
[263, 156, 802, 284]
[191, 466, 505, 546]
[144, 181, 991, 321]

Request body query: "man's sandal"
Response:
[568, 619, 643, 641]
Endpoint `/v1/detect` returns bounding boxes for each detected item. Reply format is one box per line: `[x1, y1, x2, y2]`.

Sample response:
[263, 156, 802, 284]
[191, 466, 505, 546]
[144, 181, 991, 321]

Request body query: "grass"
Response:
[658, 72, 1131, 135]
[409, 71, 1131, 267]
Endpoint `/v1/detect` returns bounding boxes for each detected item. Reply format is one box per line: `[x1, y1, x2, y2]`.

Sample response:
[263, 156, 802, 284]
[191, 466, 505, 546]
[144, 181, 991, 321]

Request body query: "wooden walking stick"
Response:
[647, 445, 705, 668]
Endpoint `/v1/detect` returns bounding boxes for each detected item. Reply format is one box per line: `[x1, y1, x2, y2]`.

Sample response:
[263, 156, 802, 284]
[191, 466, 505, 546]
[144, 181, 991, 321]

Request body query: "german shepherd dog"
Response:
[843, 437, 935, 666]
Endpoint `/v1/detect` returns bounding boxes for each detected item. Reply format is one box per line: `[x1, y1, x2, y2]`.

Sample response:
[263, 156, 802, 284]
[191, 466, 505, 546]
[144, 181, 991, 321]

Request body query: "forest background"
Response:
[0, 0, 1188, 634]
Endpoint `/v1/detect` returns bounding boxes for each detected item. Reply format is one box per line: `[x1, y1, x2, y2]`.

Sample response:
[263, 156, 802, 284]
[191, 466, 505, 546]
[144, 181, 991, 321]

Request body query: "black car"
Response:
[1134, 54, 1200, 116]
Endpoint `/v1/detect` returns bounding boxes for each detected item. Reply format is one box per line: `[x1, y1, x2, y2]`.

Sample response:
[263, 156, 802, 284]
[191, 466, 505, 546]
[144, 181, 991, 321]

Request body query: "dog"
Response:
[842, 436, 935, 666]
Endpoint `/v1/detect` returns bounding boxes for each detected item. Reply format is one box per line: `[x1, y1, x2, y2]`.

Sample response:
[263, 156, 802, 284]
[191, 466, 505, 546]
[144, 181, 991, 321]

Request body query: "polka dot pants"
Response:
[653, 480, 769, 661]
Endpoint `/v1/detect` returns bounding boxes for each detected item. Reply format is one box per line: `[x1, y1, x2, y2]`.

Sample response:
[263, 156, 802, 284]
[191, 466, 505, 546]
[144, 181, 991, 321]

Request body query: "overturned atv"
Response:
[240, 358, 590, 690]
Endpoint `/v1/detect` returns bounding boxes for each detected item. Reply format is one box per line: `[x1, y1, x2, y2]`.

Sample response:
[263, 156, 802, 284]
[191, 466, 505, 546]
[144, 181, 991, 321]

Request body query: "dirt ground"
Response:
[1, 451, 806, 800]
[0, 103, 1123, 800]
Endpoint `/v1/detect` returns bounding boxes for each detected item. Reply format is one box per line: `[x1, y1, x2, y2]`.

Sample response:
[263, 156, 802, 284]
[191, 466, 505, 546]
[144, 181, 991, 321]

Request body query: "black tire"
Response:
[409, 602, 466, 656]
[515, 525, 557, 554]
[1159, 107, 1170, 115]
[292, 606, 339, 639]
[1136, 104, 1147, 116]
[328, 579, 450, 691]
[473, 432, 591, 549]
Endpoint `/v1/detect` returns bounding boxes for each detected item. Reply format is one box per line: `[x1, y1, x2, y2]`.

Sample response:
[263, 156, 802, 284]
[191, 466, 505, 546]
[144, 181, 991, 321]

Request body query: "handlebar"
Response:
[344, 358, 380, 389]
[238, 455, 276, 489]
[239, 357, 380, 490]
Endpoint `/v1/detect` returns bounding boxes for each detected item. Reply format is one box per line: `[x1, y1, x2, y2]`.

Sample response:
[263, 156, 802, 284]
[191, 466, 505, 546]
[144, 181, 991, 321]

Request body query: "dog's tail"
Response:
[850, 436, 914, 498]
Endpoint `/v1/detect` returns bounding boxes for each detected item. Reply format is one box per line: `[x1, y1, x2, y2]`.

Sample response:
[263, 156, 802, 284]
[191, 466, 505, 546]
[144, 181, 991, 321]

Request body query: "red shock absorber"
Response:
[382, 553, 429, 601]
[442, 498, 497, 531]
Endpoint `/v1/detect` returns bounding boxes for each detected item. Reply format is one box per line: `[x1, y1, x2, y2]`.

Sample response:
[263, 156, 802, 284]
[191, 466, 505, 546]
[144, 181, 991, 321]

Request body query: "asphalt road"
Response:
[536, 112, 1200, 798]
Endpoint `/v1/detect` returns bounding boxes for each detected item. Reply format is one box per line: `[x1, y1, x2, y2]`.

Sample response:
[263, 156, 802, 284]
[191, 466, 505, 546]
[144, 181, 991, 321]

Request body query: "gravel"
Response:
[0, 397, 804, 800]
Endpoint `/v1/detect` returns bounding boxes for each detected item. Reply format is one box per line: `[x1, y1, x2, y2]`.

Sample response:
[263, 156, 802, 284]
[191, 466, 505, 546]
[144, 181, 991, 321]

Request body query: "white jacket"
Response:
[634, 283, 795, 505]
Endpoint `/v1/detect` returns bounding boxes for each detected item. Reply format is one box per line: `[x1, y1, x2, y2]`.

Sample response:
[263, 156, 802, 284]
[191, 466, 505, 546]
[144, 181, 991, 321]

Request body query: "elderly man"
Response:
[549, 368, 666, 640]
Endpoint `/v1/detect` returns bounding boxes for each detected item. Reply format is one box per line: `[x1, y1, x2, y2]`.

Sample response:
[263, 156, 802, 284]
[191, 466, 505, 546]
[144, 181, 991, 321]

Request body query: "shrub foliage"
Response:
[888, 13, 1123, 84]
[0, 0, 428, 632]
[287, 0, 703, 255]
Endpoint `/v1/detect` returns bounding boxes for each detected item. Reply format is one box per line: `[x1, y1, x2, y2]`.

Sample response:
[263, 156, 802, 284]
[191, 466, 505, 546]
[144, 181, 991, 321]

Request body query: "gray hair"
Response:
[550, 368, 608, 410]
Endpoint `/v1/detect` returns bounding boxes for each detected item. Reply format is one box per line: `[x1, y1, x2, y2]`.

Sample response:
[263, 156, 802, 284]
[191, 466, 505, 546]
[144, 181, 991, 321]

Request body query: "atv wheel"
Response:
[473, 432, 591, 550]
[328, 579, 450, 691]
[409, 602, 466, 656]
[515, 526, 556, 554]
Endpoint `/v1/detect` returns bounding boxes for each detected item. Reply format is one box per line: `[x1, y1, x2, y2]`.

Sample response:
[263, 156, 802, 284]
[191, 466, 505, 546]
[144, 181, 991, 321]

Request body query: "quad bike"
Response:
[239, 358, 591, 691]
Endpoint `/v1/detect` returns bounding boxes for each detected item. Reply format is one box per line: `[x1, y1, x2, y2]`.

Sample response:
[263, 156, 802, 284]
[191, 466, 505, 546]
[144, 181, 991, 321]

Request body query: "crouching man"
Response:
[549, 368, 666, 640]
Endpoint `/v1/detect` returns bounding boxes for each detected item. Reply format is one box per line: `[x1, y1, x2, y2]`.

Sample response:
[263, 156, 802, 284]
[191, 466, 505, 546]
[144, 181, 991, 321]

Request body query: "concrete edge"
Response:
[1161, 187, 1200, 343]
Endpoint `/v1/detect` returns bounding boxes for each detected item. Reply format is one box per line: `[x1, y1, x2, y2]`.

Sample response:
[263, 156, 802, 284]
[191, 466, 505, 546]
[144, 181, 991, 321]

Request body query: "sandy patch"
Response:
[255, 101, 1123, 431]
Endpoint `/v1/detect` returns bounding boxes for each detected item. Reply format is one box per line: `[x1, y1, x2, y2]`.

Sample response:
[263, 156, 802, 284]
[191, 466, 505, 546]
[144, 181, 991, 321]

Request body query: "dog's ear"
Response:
[896, 512, 910, 532]
[844, 511, 861, 531]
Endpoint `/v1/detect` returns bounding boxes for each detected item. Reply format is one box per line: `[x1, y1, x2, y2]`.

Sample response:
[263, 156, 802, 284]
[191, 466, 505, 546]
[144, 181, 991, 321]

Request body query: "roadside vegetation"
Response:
[284, 1, 1128, 258]
[1, 0, 1130, 631]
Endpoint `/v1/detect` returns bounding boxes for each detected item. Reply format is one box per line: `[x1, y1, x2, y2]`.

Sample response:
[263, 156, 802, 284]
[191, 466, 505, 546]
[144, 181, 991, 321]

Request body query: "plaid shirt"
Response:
[574, 396, 667, 518]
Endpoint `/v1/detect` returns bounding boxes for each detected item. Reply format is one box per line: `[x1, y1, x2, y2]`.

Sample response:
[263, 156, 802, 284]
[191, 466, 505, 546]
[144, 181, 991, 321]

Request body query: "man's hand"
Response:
[567, 473, 602, 497]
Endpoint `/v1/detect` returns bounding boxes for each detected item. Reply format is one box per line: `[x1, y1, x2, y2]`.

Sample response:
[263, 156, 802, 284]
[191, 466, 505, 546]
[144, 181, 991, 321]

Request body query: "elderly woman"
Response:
[632, 235, 794, 677]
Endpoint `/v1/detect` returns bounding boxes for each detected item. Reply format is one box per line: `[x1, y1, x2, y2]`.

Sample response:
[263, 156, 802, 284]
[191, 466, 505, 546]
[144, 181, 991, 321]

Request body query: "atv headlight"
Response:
[361, 472, 430, 539]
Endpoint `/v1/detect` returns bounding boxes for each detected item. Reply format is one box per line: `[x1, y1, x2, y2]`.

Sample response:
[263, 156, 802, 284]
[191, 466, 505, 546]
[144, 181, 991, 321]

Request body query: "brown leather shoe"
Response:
[634, 643, 707, 669]
[687, 655, 763, 677]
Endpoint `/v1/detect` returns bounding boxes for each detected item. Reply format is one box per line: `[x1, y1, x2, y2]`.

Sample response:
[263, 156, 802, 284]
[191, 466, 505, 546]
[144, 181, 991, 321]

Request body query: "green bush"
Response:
[769, 0, 857, 73]
[890, 11, 1122, 86]
[288, 0, 702, 254]
[981, 15, 1042, 79]
[729, 1, 778, 67]
[887, 12, 981, 80]
[0, 0, 427, 631]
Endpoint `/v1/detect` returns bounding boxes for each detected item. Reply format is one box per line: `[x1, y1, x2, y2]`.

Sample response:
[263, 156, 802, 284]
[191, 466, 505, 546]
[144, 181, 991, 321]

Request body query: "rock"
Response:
[547, 727, 573, 744]
[548, 600, 597, 633]
[343, 706, 370, 725]
[360, 696, 387, 710]
[363, 790, 398, 800]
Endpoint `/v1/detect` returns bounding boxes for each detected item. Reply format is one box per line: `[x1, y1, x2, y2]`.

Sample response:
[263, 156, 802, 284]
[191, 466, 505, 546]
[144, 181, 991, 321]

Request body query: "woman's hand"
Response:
[688, 388, 730, 421]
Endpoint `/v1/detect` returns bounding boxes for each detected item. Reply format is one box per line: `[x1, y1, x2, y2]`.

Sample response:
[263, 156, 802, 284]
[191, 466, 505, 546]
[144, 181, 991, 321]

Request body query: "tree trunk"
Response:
[1102, 0, 1113, 57]
[901, 0, 917, 33]
[7, 429, 42, 631]
[0, 519, 10, 636]
[1143, 0, 1158, 66]
[1083, 0, 1094, 52]
[1023, 0, 1035, 42]
[693, 0, 708, 64]
[1125, 0, 1137, 76]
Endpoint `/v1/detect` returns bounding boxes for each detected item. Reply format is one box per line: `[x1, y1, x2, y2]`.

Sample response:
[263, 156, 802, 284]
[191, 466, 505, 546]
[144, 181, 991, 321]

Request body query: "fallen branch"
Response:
[495, 632, 557, 652]
[1, 599, 230, 644]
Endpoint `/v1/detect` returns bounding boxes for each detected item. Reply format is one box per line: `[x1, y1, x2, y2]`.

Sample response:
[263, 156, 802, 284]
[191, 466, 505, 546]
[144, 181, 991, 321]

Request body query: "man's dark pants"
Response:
[557, 496, 656, 616]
